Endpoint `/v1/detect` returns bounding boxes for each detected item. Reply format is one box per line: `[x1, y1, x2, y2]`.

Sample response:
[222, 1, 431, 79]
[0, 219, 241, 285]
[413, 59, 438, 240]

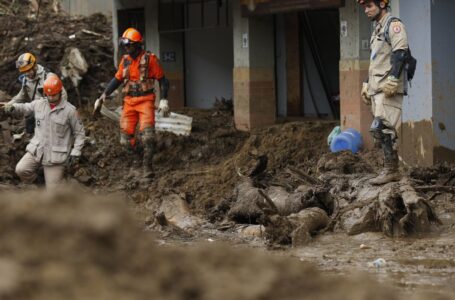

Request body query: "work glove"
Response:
[66, 155, 80, 170]
[157, 99, 170, 117]
[1, 103, 15, 113]
[92, 93, 106, 118]
[382, 76, 399, 98]
[361, 82, 371, 105]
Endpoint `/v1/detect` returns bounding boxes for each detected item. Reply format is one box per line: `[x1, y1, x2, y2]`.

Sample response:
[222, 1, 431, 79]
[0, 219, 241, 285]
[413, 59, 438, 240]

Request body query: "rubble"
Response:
[0, 1, 455, 295]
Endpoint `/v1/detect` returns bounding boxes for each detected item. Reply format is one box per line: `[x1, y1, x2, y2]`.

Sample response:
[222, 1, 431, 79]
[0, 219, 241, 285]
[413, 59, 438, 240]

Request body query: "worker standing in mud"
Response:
[7, 53, 68, 134]
[358, 0, 410, 185]
[0, 74, 85, 190]
[94, 27, 169, 182]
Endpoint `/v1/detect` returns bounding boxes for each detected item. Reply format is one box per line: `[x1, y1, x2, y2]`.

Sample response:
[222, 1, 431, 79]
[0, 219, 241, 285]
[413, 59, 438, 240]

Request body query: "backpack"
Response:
[384, 16, 417, 82]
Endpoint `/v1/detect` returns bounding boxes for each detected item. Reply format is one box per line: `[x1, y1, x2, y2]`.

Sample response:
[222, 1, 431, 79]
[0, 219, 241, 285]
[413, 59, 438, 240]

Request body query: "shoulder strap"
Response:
[384, 16, 401, 45]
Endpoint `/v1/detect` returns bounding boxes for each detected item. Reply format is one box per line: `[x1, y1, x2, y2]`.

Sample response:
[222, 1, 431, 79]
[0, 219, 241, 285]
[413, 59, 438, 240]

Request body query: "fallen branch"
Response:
[286, 166, 323, 185]
[415, 185, 455, 193]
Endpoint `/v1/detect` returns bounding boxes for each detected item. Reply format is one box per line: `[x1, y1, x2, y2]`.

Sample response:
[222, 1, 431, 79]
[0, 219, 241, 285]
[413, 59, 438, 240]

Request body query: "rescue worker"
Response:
[95, 27, 169, 182]
[0, 74, 85, 190]
[7, 53, 68, 134]
[358, 0, 409, 185]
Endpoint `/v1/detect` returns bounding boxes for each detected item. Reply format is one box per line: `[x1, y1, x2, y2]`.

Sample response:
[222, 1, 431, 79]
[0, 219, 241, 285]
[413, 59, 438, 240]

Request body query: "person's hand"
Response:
[0, 102, 14, 113]
[383, 76, 399, 98]
[361, 82, 371, 105]
[157, 99, 170, 117]
[92, 93, 106, 118]
[66, 155, 80, 169]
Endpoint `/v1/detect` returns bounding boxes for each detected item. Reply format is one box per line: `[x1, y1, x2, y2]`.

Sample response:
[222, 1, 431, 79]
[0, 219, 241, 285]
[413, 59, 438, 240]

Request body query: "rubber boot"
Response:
[141, 128, 155, 183]
[370, 135, 400, 185]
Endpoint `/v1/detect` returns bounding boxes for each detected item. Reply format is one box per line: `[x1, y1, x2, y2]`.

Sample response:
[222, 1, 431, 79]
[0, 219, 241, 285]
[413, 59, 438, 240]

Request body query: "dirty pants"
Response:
[120, 94, 155, 146]
[15, 152, 65, 190]
[371, 92, 403, 141]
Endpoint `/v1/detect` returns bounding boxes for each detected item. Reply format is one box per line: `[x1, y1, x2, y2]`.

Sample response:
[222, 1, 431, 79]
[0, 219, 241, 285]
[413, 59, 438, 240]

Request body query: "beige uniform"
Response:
[12, 98, 85, 189]
[8, 65, 68, 104]
[368, 13, 409, 135]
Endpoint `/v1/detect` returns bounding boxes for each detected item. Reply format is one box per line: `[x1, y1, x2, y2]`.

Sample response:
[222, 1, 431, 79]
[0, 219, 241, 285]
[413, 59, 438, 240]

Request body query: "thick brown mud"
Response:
[1, 2, 455, 298]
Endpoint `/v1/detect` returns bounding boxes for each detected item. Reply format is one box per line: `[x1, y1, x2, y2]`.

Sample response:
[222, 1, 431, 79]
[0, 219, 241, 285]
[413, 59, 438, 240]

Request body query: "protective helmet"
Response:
[16, 53, 36, 73]
[357, 0, 389, 6]
[119, 28, 143, 46]
[43, 74, 63, 96]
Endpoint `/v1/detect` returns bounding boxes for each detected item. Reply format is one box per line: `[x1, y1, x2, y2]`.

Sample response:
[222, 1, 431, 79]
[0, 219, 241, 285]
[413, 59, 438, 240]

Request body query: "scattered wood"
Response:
[286, 166, 323, 185]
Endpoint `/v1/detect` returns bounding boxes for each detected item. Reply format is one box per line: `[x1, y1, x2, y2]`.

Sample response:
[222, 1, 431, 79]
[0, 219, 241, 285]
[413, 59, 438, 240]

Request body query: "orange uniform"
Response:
[115, 50, 164, 140]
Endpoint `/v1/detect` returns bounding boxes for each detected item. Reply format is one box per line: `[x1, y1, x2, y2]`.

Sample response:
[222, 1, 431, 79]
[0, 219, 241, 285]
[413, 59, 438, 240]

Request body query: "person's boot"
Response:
[370, 135, 400, 185]
[141, 128, 155, 183]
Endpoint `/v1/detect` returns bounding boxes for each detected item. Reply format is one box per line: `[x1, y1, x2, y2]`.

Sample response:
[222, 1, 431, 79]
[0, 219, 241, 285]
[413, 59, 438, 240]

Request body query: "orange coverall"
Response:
[115, 51, 164, 146]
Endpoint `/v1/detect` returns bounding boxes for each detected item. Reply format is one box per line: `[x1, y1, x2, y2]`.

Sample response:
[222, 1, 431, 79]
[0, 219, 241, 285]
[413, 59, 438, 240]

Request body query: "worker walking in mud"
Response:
[6, 52, 68, 134]
[358, 0, 411, 185]
[94, 27, 169, 182]
[0, 74, 85, 190]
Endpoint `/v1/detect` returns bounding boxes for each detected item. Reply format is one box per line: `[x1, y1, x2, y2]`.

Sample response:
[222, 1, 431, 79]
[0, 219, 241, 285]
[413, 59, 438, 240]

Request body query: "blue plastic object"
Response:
[330, 128, 363, 154]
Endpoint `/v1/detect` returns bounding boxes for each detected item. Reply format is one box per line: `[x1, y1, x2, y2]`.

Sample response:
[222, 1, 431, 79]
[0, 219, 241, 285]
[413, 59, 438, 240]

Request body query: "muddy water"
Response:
[158, 204, 455, 294]
[292, 212, 455, 293]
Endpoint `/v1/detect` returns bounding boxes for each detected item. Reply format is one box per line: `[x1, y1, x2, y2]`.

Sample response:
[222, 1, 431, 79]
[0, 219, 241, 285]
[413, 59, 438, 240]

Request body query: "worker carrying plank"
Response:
[94, 27, 170, 183]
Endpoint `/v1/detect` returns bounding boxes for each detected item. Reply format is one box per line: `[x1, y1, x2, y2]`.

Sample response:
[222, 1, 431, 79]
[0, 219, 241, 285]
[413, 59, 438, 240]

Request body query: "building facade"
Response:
[111, 0, 455, 166]
[61, 0, 113, 16]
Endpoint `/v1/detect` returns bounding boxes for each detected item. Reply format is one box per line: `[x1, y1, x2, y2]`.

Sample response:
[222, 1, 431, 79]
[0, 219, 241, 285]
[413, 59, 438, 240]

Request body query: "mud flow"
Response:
[1, 1, 455, 298]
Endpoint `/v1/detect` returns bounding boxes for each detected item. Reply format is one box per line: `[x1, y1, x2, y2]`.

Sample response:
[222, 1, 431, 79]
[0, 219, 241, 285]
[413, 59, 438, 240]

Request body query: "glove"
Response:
[66, 155, 80, 169]
[157, 99, 170, 117]
[92, 93, 106, 117]
[361, 82, 371, 105]
[3, 103, 15, 113]
[382, 76, 399, 98]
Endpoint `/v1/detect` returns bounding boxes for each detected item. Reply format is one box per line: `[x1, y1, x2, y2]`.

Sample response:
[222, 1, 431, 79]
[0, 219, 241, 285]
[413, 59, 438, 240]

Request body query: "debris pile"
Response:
[0, 0, 115, 106]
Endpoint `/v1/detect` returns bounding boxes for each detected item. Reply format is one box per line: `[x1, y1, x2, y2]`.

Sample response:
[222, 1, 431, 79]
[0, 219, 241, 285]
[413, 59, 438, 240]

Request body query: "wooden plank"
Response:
[242, 0, 345, 16]
[100, 105, 193, 136]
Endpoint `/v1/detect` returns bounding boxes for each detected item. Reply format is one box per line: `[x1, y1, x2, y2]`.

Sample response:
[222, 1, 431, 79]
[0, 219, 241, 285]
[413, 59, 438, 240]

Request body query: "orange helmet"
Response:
[16, 53, 36, 73]
[43, 74, 63, 96]
[357, 0, 390, 6]
[120, 28, 143, 46]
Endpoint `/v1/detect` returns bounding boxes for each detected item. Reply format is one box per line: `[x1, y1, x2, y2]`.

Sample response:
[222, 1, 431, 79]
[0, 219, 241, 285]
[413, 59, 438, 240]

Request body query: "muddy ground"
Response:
[1, 1, 455, 298]
[2, 188, 454, 300]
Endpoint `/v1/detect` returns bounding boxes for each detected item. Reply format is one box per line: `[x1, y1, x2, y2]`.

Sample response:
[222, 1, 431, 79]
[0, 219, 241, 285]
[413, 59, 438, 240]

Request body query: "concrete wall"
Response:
[184, 1, 233, 108]
[339, 0, 373, 147]
[233, 0, 276, 130]
[399, 0, 434, 166]
[185, 28, 234, 108]
[430, 0, 455, 163]
[61, 0, 112, 16]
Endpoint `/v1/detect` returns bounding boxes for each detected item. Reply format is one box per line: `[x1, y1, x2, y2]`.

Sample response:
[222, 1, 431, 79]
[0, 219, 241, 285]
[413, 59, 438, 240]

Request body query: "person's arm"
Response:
[7, 86, 28, 105]
[158, 76, 169, 99]
[9, 100, 36, 116]
[383, 20, 409, 97]
[69, 109, 85, 157]
[93, 58, 125, 116]
[103, 77, 122, 97]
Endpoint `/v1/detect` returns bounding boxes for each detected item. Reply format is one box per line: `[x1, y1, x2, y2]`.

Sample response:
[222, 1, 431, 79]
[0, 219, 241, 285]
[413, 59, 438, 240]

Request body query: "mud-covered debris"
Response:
[158, 193, 206, 231]
[259, 207, 329, 247]
[0, 187, 440, 300]
[228, 179, 264, 224]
